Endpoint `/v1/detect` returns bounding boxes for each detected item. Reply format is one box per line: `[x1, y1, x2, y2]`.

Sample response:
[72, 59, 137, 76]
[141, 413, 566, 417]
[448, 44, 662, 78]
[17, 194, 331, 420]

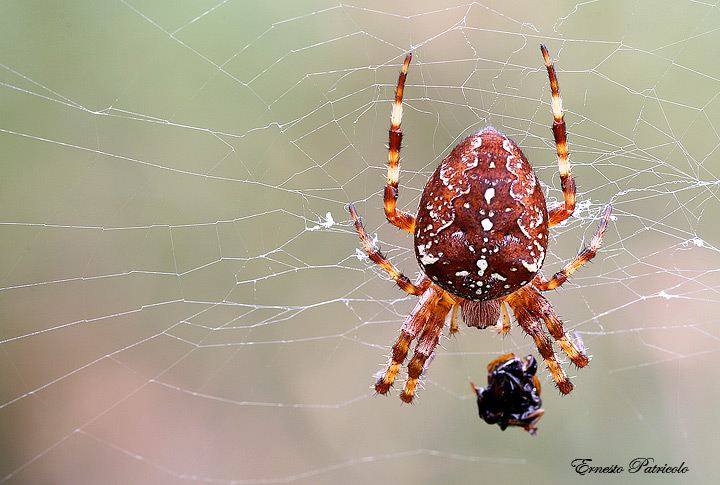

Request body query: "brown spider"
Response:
[349, 45, 612, 402]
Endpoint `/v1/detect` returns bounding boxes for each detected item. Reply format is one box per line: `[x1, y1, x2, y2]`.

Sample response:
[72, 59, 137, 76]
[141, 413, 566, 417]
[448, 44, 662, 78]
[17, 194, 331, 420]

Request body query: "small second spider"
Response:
[349, 45, 612, 402]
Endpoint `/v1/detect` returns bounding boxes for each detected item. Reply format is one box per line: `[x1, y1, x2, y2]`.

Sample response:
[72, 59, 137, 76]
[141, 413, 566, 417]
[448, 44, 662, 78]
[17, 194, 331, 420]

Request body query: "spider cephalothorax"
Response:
[349, 45, 611, 402]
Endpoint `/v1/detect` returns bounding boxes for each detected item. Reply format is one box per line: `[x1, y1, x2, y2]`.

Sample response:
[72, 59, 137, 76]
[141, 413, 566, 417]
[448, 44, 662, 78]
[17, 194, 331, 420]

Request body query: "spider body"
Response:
[415, 127, 549, 302]
[349, 46, 612, 402]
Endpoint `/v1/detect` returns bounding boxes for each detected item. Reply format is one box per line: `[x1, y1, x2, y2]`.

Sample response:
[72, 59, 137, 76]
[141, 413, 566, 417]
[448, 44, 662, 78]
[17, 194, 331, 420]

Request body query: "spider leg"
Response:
[540, 45, 576, 228]
[534, 204, 612, 291]
[530, 287, 589, 367]
[349, 203, 428, 296]
[449, 304, 461, 334]
[384, 53, 416, 233]
[505, 287, 574, 394]
[400, 290, 456, 402]
[375, 286, 440, 395]
[499, 302, 512, 333]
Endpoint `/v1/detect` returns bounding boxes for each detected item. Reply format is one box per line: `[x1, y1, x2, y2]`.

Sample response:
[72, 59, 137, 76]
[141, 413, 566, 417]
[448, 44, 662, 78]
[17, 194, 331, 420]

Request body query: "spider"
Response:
[348, 45, 612, 402]
[472, 353, 544, 435]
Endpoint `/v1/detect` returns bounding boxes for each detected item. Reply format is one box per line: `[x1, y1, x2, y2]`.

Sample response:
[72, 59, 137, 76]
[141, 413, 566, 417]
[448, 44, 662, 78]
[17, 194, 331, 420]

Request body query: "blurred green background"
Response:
[1, 1, 718, 483]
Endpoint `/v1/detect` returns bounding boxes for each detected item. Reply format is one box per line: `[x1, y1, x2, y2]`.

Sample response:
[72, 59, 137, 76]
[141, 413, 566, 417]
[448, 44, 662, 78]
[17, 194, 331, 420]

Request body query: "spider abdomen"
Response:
[414, 127, 549, 301]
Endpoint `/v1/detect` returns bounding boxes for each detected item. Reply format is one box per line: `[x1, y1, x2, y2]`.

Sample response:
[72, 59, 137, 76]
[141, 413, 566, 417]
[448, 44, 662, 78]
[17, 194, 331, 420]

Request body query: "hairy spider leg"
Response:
[348, 203, 429, 295]
[538, 295, 589, 367]
[384, 53, 416, 233]
[375, 285, 440, 395]
[504, 286, 575, 394]
[499, 303, 512, 333]
[449, 304, 461, 334]
[541, 44, 576, 228]
[534, 203, 612, 291]
[400, 289, 456, 402]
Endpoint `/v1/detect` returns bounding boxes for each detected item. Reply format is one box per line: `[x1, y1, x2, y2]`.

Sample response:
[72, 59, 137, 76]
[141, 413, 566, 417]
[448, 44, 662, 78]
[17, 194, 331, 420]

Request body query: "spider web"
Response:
[1, 1, 718, 483]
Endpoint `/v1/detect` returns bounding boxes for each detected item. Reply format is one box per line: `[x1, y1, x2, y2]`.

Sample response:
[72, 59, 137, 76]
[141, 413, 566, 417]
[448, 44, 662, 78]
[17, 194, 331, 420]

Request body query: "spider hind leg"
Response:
[400, 291, 455, 402]
[504, 285, 588, 394]
[375, 285, 455, 403]
[374, 287, 438, 395]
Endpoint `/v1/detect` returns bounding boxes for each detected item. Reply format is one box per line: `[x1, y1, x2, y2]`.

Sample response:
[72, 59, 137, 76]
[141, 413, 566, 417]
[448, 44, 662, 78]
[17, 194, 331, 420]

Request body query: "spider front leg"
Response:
[348, 203, 429, 296]
[534, 204, 612, 291]
[384, 53, 416, 233]
[540, 44, 576, 228]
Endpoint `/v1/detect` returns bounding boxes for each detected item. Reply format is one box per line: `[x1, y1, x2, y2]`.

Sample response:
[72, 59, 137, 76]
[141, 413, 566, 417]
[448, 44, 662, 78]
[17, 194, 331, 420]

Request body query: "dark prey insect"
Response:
[348, 45, 612, 402]
[472, 353, 544, 435]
